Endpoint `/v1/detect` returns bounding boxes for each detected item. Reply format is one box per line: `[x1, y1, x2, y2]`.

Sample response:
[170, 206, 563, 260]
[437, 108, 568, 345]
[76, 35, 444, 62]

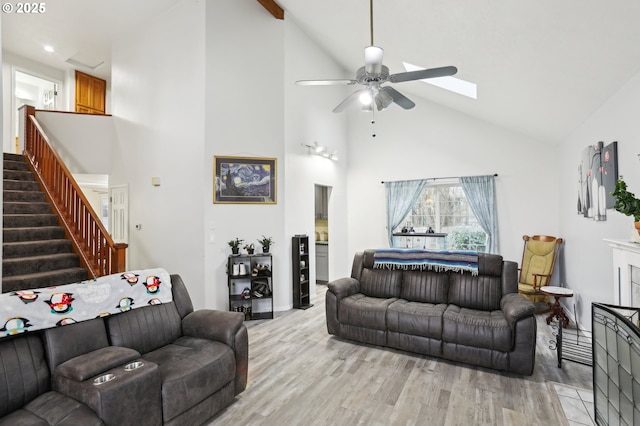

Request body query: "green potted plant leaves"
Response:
[611, 178, 640, 234]
[258, 235, 274, 253]
[243, 243, 255, 255]
[228, 238, 244, 255]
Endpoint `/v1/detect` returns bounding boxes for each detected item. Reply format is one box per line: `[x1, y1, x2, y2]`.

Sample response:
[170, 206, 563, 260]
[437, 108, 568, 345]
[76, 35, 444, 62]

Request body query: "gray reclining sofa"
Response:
[326, 250, 536, 375]
[0, 274, 248, 425]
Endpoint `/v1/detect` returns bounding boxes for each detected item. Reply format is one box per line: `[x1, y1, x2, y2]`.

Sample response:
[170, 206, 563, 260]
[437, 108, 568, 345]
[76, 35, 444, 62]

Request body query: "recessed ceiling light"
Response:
[403, 62, 477, 100]
[43, 45, 55, 53]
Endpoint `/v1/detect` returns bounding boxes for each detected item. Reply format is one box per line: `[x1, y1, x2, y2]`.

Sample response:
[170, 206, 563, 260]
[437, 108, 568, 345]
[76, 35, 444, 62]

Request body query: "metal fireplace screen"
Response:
[592, 303, 640, 425]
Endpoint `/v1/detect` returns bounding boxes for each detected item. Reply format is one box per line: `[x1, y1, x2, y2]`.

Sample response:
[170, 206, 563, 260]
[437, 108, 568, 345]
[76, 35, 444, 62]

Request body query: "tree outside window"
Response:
[394, 184, 487, 252]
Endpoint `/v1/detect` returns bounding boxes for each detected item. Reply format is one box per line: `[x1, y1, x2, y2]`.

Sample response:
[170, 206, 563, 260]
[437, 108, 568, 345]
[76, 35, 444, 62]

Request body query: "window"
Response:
[394, 183, 488, 252]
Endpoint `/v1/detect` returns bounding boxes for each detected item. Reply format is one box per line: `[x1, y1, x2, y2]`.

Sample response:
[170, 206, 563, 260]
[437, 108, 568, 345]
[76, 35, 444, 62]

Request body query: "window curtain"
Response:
[460, 175, 499, 254]
[384, 179, 427, 247]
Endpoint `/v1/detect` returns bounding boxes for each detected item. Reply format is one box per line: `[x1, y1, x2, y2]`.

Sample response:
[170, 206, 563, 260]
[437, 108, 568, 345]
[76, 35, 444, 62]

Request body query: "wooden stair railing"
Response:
[21, 105, 127, 278]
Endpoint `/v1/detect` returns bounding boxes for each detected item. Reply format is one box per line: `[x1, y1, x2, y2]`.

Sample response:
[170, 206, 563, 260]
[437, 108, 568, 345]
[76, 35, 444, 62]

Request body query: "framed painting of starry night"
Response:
[214, 156, 277, 204]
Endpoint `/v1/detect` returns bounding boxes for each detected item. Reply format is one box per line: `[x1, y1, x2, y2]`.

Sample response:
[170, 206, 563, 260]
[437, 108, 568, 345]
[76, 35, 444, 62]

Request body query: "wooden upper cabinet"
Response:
[75, 70, 106, 114]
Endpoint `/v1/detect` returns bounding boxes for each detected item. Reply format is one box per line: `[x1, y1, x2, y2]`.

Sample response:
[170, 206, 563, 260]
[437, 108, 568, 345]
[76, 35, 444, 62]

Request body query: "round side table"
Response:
[540, 286, 574, 328]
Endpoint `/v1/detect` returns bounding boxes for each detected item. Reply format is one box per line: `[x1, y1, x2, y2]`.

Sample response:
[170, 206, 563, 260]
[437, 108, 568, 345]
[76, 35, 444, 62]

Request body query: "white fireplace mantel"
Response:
[604, 238, 640, 306]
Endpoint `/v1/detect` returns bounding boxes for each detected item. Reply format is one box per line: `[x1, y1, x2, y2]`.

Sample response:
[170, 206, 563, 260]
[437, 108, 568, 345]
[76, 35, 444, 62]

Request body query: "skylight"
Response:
[403, 62, 477, 99]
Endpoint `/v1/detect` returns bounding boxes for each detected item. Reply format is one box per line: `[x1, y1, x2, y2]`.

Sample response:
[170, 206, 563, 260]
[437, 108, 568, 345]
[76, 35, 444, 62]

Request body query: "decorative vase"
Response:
[247, 249, 254, 255]
[262, 246, 269, 253]
[232, 247, 239, 255]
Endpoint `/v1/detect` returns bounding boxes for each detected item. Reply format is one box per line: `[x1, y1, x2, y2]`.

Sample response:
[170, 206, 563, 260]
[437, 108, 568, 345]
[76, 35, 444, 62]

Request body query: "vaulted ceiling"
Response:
[3, 0, 640, 143]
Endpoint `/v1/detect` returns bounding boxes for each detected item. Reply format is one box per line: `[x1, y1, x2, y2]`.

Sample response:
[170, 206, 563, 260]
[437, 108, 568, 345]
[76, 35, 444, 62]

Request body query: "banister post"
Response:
[19, 105, 35, 154]
[111, 243, 128, 274]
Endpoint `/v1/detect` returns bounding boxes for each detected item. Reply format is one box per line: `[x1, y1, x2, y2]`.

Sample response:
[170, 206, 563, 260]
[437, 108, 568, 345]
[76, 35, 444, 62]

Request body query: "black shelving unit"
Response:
[227, 253, 273, 320]
[292, 235, 313, 309]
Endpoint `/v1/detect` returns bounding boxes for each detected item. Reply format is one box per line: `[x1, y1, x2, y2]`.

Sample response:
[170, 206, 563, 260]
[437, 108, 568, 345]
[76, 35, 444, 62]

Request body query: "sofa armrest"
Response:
[182, 309, 243, 346]
[501, 293, 535, 328]
[327, 277, 360, 300]
[55, 346, 140, 382]
[182, 309, 248, 395]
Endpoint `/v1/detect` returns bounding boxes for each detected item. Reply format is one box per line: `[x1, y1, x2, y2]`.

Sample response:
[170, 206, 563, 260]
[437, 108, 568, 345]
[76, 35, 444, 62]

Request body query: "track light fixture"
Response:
[302, 142, 338, 161]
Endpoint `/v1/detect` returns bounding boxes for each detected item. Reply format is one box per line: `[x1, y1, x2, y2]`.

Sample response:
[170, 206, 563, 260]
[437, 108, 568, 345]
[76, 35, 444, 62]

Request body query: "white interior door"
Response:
[109, 185, 129, 244]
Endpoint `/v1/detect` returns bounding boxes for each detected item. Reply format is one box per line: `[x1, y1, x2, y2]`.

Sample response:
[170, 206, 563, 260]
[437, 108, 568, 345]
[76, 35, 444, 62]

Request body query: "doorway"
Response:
[314, 185, 331, 284]
[11, 71, 59, 153]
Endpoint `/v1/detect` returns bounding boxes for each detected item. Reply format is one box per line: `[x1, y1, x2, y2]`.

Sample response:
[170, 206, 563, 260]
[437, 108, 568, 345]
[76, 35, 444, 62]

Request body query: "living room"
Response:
[2, 2, 640, 422]
[4, 1, 640, 330]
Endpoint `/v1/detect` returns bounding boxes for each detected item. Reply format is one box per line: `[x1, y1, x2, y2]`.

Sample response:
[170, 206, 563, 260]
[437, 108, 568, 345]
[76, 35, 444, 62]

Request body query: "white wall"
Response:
[204, 1, 286, 311]
[110, 0, 207, 307]
[346, 98, 560, 266]
[284, 17, 351, 294]
[35, 111, 114, 174]
[558, 70, 640, 329]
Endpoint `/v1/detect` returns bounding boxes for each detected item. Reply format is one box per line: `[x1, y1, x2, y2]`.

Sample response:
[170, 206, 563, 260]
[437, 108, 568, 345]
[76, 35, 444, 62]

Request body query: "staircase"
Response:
[3, 153, 87, 292]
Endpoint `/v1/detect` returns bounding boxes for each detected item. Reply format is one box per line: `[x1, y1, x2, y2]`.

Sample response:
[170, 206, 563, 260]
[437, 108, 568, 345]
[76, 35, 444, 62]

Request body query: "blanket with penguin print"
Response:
[0, 268, 172, 337]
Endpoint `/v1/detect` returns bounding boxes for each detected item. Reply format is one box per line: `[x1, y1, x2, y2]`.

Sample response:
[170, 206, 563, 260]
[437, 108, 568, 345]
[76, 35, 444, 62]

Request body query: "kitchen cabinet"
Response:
[316, 243, 328, 283]
[315, 185, 328, 219]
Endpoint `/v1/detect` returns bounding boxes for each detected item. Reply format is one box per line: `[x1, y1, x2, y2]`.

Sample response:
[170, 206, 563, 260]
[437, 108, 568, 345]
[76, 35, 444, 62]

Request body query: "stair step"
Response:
[3, 201, 52, 214]
[3, 214, 59, 228]
[2, 154, 92, 293]
[2, 268, 88, 293]
[3, 179, 40, 192]
[3, 169, 35, 181]
[4, 190, 46, 202]
[3, 240, 73, 259]
[3, 253, 81, 277]
[3, 153, 25, 162]
[3, 226, 66, 242]
[3, 159, 30, 172]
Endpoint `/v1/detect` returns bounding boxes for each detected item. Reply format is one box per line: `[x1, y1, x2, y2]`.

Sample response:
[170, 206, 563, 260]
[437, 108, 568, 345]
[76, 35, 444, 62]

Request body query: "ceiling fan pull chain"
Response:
[371, 109, 377, 138]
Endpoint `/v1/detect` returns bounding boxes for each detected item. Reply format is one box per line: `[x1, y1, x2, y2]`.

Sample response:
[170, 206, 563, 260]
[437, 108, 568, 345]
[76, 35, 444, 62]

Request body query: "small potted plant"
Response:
[243, 243, 255, 255]
[611, 177, 640, 233]
[227, 238, 244, 255]
[258, 235, 274, 253]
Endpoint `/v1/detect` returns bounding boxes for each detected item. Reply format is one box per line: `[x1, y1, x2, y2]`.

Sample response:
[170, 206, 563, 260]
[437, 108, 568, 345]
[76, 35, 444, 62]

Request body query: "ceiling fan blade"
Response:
[364, 46, 384, 74]
[296, 79, 357, 86]
[333, 89, 369, 113]
[382, 86, 415, 109]
[389, 66, 458, 83]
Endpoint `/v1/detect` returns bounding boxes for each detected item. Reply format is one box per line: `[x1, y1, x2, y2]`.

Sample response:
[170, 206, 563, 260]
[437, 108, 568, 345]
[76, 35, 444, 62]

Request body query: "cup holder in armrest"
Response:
[93, 373, 116, 385]
[124, 361, 144, 371]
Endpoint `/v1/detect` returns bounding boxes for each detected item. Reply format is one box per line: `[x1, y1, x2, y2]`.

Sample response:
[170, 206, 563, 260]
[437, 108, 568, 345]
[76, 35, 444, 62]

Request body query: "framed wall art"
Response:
[577, 141, 618, 221]
[214, 156, 277, 204]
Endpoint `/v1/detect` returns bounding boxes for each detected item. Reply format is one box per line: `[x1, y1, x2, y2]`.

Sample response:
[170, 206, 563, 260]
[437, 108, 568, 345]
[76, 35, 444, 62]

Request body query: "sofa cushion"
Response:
[43, 319, 109, 371]
[442, 305, 512, 352]
[387, 300, 447, 339]
[105, 302, 182, 354]
[0, 334, 50, 418]
[477, 253, 504, 277]
[141, 336, 236, 422]
[0, 391, 103, 426]
[338, 294, 397, 330]
[448, 273, 502, 311]
[401, 270, 450, 303]
[359, 268, 403, 298]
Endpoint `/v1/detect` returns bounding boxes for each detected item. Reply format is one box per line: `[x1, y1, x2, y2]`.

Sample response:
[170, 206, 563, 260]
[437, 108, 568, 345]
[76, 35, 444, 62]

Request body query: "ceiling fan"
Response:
[295, 0, 458, 113]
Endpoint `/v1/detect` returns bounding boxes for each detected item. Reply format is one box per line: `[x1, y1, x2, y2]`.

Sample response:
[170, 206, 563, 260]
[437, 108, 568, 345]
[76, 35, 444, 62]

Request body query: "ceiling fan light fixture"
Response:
[359, 91, 373, 106]
[364, 46, 384, 74]
[376, 89, 393, 110]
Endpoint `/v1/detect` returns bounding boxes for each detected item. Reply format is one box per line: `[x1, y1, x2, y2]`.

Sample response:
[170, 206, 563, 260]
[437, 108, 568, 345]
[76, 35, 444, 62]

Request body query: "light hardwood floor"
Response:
[208, 286, 592, 426]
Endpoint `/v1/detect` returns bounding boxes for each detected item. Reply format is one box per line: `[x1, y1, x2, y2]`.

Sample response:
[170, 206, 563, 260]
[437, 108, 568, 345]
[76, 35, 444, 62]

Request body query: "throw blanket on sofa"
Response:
[0, 268, 173, 338]
[373, 249, 479, 275]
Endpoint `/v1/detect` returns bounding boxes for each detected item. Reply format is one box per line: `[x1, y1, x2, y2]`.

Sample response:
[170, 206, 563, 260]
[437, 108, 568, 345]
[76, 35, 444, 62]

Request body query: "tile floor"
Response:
[552, 382, 595, 426]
